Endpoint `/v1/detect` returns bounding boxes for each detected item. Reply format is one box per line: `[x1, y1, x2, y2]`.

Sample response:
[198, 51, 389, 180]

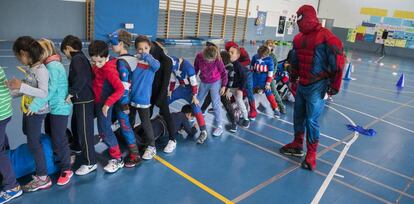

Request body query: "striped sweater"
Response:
[0, 67, 12, 120]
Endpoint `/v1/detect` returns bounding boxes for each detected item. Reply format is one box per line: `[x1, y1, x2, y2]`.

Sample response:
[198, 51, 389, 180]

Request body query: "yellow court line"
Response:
[154, 155, 234, 204]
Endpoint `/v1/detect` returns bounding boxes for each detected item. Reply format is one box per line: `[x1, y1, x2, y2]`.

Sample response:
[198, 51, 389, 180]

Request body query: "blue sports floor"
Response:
[1, 41, 414, 204]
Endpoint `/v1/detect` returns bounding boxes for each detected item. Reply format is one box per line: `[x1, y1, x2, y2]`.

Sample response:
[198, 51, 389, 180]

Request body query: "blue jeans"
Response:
[197, 80, 222, 127]
[245, 72, 255, 102]
[96, 103, 119, 148]
[294, 80, 328, 144]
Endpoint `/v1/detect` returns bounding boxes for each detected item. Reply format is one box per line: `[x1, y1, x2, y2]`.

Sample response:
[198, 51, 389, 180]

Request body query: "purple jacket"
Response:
[194, 52, 228, 87]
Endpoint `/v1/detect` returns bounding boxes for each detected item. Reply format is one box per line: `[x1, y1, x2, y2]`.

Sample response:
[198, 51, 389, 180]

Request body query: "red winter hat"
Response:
[225, 41, 239, 51]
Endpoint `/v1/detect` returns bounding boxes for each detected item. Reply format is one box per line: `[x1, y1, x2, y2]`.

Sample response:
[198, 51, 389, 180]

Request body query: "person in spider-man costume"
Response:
[279, 5, 346, 171]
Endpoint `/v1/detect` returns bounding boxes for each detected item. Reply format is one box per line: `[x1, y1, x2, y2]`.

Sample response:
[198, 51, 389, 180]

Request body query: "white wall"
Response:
[318, 0, 414, 28]
[248, 0, 318, 26]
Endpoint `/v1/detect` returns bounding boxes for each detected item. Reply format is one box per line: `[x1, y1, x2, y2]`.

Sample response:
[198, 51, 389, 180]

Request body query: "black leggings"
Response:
[201, 92, 237, 124]
[149, 97, 175, 141]
[129, 107, 155, 147]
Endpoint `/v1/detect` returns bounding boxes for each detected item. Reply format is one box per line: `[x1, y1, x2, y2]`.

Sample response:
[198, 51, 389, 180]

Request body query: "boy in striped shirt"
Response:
[0, 67, 23, 203]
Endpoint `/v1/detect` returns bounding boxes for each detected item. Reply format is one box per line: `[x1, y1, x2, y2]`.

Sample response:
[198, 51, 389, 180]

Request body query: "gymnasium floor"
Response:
[1, 41, 414, 204]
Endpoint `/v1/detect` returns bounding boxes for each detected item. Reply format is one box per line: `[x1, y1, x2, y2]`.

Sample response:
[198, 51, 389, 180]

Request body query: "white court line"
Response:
[258, 111, 342, 142]
[344, 89, 414, 108]
[348, 83, 414, 94]
[172, 101, 412, 202]
[330, 102, 414, 134]
[311, 106, 359, 204]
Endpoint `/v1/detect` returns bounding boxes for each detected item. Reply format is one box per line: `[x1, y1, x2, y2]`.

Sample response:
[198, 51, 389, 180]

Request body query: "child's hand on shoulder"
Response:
[7, 77, 22, 90]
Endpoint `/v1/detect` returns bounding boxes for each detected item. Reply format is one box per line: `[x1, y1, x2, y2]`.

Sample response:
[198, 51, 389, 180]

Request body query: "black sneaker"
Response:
[239, 119, 250, 128]
[197, 131, 208, 144]
[124, 154, 142, 168]
[227, 123, 237, 133]
[279, 146, 304, 157]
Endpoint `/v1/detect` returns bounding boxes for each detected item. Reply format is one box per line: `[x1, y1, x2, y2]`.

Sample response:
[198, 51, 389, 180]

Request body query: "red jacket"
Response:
[92, 58, 124, 107]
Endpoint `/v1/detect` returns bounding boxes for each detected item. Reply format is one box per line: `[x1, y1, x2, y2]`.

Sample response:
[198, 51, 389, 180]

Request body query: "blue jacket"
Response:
[250, 55, 275, 87]
[130, 53, 160, 107]
[9, 135, 58, 178]
[30, 58, 72, 115]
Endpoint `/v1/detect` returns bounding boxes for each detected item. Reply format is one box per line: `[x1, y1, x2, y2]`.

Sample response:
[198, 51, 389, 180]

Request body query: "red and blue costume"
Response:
[280, 5, 345, 170]
[92, 58, 124, 160]
[115, 54, 141, 160]
[247, 55, 279, 119]
[168, 56, 207, 132]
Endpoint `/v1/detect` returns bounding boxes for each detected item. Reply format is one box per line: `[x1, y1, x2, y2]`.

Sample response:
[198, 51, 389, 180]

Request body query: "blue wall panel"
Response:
[94, 0, 160, 40]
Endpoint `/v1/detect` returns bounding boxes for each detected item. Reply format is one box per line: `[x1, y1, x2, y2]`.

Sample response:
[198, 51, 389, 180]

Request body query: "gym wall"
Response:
[0, 0, 86, 40]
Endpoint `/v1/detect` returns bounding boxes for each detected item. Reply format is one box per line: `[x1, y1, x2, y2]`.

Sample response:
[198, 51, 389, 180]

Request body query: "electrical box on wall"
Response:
[125, 23, 134, 30]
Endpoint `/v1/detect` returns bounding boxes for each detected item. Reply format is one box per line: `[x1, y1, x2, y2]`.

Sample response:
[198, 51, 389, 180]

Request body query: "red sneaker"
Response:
[57, 170, 74, 186]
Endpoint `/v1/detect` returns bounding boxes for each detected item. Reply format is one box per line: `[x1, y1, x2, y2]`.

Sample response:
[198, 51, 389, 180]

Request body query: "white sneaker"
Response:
[213, 126, 223, 137]
[163, 140, 177, 154]
[142, 146, 157, 160]
[75, 164, 97, 176]
[104, 159, 124, 173]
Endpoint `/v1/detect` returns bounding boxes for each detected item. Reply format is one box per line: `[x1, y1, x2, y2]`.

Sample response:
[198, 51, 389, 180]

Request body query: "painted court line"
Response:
[348, 83, 414, 94]
[154, 155, 234, 204]
[256, 111, 342, 143]
[330, 102, 414, 134]
[227, 103, 414, 183]
[191, 99, 414, 183]
[232, 165, 300, 203]
[199, 109, 401, 203]
[180, 105, 396, 203]
[173, 99, 414, 202]
[222, 128, 392, 204]
[215, 105, 414, 202]
[313, 97, 414, 203]
[343, 89, 414, 109]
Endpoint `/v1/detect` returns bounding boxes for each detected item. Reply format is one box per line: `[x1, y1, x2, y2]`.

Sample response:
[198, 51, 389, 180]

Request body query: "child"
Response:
[248, 45, 280, 119]
[131, 35, 160, 160]
[29, 38, 73, 185]
[8, 36, 51, 192]
[88, 40, 125, 173]
[264, 40, 286, 114]
[109, 30, 141, 167]
[0, 66, 23, 203]
[131, 105, 198, 150]
[200, 50, 247, 133]
[168, 56, 207, 150]
[61, 35, 96, 176]
[194, 46, 228, 142]
[226, 47, 250, 130]
[224, 41, 250, 67]
[149, 41, 175, 150]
